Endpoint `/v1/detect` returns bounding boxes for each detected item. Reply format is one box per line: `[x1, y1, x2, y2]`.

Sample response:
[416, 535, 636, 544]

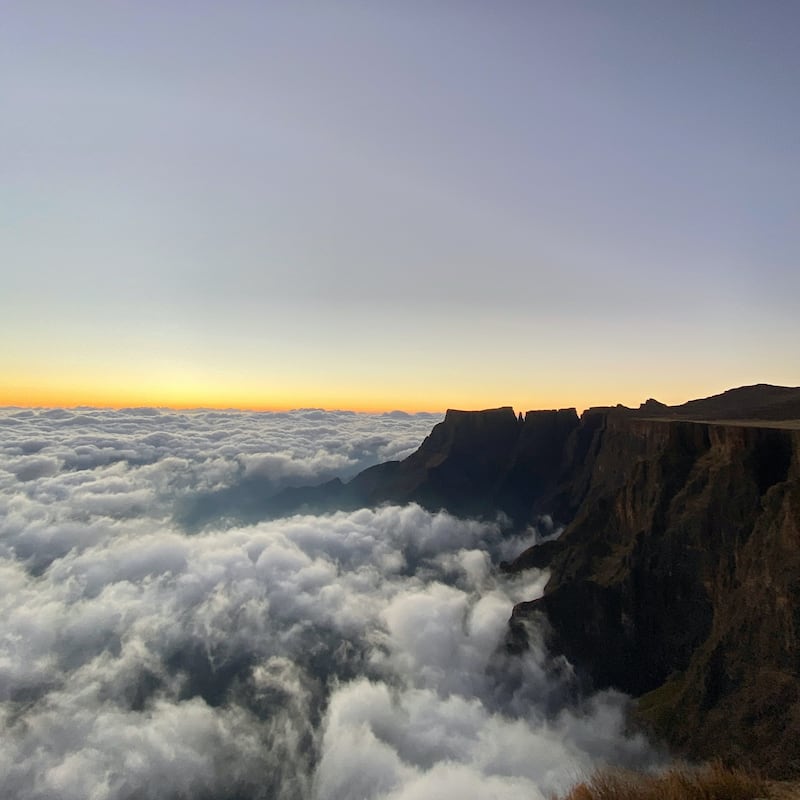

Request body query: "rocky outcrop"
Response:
[263, 405, 580, 523]
[356, 405, 582, 520]
[507, 413, 800, 776]
[349, 406, 524, 516]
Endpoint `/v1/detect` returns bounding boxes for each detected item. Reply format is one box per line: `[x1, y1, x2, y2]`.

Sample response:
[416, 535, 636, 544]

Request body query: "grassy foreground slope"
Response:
[556, 763, 800, 800]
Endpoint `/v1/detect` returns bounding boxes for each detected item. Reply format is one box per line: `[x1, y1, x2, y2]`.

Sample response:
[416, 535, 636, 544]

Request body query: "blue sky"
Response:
[2, 2, 798, 410]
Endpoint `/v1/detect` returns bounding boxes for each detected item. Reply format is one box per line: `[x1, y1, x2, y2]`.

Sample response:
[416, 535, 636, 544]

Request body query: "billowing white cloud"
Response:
[0, 408, 659, 800]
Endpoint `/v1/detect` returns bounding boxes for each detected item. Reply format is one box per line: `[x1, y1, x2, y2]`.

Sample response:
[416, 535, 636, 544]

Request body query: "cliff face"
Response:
[364, 406, 524, 516]
[508, 413, 800, 775]
[400, 405, 580, 520]
[267, 406, 581, 523]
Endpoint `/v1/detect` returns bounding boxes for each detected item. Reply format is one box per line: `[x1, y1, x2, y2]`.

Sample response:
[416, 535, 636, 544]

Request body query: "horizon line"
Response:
[2, 382, 792, 418]
[0, 400, 449, 415]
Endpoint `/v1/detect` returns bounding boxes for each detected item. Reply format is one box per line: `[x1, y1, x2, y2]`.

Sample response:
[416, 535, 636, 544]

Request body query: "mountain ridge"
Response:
[288, 383, 800, 775]
[496, 386, 800, 776]
[221, 383, 800, 774]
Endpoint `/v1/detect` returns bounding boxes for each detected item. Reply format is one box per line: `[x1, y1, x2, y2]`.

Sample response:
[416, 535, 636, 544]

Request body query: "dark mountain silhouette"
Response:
[655, 383, 800, 421]
[497, 384, 800, 777]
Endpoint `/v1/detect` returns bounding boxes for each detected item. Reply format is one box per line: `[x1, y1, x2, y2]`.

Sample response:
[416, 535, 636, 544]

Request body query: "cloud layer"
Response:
[0, 408, 658, 800]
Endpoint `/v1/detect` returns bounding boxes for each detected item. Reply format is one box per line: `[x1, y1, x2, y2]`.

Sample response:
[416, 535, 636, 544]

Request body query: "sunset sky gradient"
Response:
[3, 2, 798, 412]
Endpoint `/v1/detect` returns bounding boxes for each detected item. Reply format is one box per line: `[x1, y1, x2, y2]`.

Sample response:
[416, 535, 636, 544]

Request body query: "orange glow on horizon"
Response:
[0, 388, 640, 417]
[0, 380, 443, 415]
[0, 388, 437, 415]
[1, 371, 756, 417]
[0, 379, 602, 416]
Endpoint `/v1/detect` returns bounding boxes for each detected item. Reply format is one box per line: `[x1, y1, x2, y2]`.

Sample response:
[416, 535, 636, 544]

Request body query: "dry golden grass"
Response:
[555, 762, 778, 800]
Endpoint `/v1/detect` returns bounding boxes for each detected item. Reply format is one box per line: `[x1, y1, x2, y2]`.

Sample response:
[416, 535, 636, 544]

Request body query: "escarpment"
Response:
[266, 404, 581, 521]
[261, 383, 800, 775]
[508, 412, 800, 776]
[354, 385, 800, 776]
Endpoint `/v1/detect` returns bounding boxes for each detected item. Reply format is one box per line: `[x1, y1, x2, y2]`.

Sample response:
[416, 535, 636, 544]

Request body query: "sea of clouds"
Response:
[0, 407, 658, 800]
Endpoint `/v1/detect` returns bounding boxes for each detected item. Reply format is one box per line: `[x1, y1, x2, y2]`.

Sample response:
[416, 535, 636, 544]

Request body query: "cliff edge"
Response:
[507, 399, 800, 776]
[263, 405, 581, 522]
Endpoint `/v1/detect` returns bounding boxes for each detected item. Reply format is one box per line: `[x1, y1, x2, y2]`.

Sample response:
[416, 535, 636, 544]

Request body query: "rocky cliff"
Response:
[263, 405, 581, 523]
[506, 408, 800, 776]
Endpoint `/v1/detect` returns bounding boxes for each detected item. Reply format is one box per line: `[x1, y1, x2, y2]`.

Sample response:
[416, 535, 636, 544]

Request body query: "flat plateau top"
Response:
[642, 417, 800, 430]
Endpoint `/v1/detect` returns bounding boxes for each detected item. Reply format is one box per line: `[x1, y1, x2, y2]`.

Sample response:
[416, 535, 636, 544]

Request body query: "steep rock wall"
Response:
[508, 415, 800, 775]
[339, 406, 580, 521]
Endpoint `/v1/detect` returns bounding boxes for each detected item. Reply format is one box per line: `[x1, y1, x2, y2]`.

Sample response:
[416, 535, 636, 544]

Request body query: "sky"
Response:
[2, 1, 799, 413]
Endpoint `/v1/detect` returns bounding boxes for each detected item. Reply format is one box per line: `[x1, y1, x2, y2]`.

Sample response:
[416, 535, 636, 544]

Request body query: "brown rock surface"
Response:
[509, 412, 800, 776]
